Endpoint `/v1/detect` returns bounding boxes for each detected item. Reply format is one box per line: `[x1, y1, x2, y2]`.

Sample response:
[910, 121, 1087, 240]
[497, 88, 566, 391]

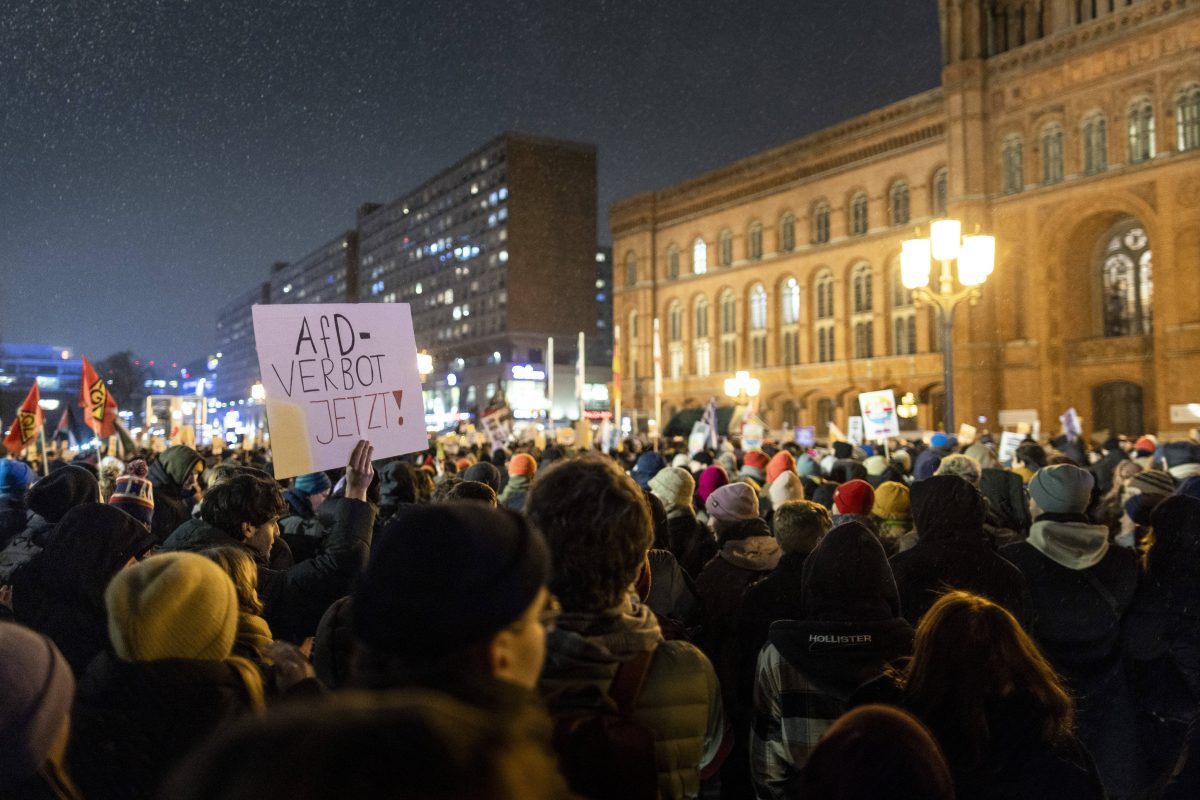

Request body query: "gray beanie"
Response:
[0, 622, 75, 786]
[648, 467, 695, 513]
[1030, 464, 1094, 514]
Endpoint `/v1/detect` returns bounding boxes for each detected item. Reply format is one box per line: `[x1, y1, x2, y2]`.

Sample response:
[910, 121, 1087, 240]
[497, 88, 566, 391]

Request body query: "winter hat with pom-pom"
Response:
[108, 459, 155, 529]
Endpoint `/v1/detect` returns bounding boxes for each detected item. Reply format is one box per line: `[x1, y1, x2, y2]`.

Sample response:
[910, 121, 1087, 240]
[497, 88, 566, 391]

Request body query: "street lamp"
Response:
[897, 392, 919, 420]
[724, 370, 761, 405]
[901, 219, 995, 433]
[250, 382, 266, 402]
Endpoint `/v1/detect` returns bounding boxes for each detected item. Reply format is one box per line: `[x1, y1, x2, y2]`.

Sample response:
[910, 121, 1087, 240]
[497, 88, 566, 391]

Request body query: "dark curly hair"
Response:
[201, 474, 287, 535]
[526, 454, 652, 612]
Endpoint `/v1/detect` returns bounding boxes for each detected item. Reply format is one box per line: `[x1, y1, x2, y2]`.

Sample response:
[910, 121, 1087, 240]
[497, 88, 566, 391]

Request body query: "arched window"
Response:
[1128, 98, 1155, 163]
[693, 296, 711, 377]
[692, 237, 708, 274]
[667, 244, 680, 281]
[851, 263, 874, 359]
[748, 222, 763, 261]
[1002, 135, 1024, 193]
[718, 230, 733, 267]
[812, 201, 831, 244]
[814, 269, 835, 363]
[932, 168, 948, 217]
[816, 397, 835, 437]
[627, 308, 639, 379]
[889, 182, 910, 226]
[625, 252, 637, 287]
[749, 283, 768, 367]
[850, 192, 869, 236]
[1093, 381, 1145, 438]
[1101, 220, 1152, 338]
[667, 301, 684, 378]
[1041, 123, 1064, 184]
[891, 266, 916, 356]
[720, 290, 737, 369]
[1178, 83, 1200, 151]
[1082, 111, 1108, 175]
[779, 212, 796, 252]
[780, 277, 801, 366]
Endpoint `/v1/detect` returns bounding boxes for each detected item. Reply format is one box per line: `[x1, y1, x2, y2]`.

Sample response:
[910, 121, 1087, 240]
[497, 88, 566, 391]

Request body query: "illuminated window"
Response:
[1127, 98, 1155, 163]
[1102, 221, 1153, 338]
[814, 269, 835, 363]
[693, 238, 708, 274]
[1178, 83, 1200, 151]
[780, 277, 801, 366]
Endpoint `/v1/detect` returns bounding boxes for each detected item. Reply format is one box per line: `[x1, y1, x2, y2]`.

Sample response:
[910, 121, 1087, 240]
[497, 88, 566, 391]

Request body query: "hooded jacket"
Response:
[750, 522, 913, 799]
[11, 504, 157, 675]
[539, 596, 726, 800]
[160, 496, 375, 643]
[666, 509, 717, 580]
[889, 476, 1029, 626]
[497, 473, 530, 512]
[147, 445, 202, 543]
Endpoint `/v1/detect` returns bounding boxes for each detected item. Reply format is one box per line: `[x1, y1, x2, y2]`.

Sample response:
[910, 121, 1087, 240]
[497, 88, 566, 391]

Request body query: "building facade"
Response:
[611, 0, 1200, 440]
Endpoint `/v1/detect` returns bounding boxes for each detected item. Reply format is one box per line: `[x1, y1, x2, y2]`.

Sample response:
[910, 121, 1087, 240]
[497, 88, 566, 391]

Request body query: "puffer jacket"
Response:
[540, 596, 727, 799]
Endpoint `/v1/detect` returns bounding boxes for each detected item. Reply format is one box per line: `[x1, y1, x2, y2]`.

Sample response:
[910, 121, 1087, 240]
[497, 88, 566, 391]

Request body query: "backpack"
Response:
[546, 648, 660, 800]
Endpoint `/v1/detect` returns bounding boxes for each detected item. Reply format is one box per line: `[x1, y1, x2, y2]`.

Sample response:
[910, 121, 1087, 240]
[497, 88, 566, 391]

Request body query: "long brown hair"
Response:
[896, 591, 1074, 768]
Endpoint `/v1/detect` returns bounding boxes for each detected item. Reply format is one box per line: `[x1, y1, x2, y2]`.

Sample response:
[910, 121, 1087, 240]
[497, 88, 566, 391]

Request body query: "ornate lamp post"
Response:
[901, 220, 995, 433]
[723, 370, 761, 406]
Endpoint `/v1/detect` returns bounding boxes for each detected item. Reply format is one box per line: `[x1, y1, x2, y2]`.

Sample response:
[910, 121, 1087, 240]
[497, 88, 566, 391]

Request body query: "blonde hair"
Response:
[201, 546, 264, 616]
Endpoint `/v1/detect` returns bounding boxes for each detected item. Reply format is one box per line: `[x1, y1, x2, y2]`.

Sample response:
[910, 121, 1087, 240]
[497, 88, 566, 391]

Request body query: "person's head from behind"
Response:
[444, 480, 498, 508]
[353, 504, 551, 691]
[900, 591, 1073, 766]
[0, 622, 76, 796]
[526, 455, 652, 613]
[934, 453, 982, 487]
[796, 704, 954, 800]
[201, 546, 264, 616]
[1016, 441, 1048, 471]
[772, 500, 831, 558]
[164, 690, 572, 800]
[200, 474, 287, 559]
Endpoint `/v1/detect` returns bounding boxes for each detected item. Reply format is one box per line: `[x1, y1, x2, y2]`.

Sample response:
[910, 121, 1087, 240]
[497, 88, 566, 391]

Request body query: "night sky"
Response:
[1, 0, 941, 365]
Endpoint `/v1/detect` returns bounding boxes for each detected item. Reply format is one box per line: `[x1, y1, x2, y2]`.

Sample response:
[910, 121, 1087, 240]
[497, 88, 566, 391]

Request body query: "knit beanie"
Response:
[1134, 436, 1157, 456]
[834, 479, 875, 516]
[873, 481, 911, 521]
[697, 465, 729, 504]
[743, 449, 770, 472]
[108, 459, 155, 529]
[671, 453, 690, 469]
[1030, 464, 1094, 514]
[648, 467, 695, 513]
[0, 622, 75, 787]
[1127, 469, 1175, 498]
[631, 452, 667, 489]
[863, 455, 888, 477]
[801, 521, 901, 620]
[765, 451, 796, 485]
[0, 459, 36, 496]
[930, 433, 948, 449]
[769, 472, 805, 508]
[717, 451, 738, 476]
[797, 454, 818, 477]
[832, 442, 853, 460]
[293, 471, 332, 496]
[26, 464, 100, 523]
[1125, 493, 1163, 527]
[354, 504, 549, 658]
[507, 453, 537, 478]
[106, 551, 238, 662]
[964, 442, 1000, 470]
[461, 461, 502, 493]
[705, 482, 759, 523]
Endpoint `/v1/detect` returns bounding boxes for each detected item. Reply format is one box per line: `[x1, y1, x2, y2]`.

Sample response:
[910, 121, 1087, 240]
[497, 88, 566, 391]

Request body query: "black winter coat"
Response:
[67, 651, 257, 800]
[161, 497, 375, 642]
[735, 551, 807, 711]
[666, 511, 717, 579]
[0, 493, 28, 548]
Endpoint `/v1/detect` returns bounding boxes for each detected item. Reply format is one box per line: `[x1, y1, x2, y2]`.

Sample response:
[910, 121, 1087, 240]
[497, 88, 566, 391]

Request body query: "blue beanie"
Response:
[0, 460, 36, 496]
[930, 433, 948, 449]
[293, 472, 332, 496]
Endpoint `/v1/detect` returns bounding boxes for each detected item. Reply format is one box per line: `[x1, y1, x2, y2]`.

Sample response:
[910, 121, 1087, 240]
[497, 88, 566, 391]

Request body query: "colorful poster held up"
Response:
[252, 303, 427, 480]
[857, 389, 899, 442]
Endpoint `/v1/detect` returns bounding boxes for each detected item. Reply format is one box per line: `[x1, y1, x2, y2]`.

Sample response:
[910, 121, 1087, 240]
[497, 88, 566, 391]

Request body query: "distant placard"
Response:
[743, 423, 764, 450]
[794, 426, 815, 448]
[858, 390, 899, 441]
[688, 421, 710, 456]
[998, 408, 1039, 427]
[252, 303, 427, 479]
[998, 431, 1026, 464]
[848, 416, 865, 445]
[957, 423, 978, 446]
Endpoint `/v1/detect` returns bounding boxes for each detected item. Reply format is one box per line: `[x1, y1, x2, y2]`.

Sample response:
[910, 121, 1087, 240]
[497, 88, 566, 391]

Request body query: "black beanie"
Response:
[26, 465, 100, 523]
[910, 475, 985, 542]
[801, 520, 900, 621]
[353, 504, 549, 658]
[461, 462, 501, 493]
[833, 442, 854, 460]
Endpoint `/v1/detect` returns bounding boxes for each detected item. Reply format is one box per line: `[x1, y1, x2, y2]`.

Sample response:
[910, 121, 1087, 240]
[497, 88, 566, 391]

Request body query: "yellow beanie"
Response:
[105, 551, 238, 663]
[873, 481, 911, 520]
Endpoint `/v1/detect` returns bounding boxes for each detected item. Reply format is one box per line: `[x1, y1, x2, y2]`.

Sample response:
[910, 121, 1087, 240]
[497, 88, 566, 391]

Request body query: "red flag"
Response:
[80, 356, 118, 438]
[3, 383, 43, 453]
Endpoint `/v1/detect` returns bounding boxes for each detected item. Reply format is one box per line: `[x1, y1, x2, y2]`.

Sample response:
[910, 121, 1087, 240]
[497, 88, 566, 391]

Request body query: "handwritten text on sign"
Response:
[252, 303, 427, 479]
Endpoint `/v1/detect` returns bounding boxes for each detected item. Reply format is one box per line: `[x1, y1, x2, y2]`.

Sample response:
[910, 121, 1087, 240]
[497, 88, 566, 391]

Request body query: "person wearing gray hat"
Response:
[1001, 464, 1140, 797]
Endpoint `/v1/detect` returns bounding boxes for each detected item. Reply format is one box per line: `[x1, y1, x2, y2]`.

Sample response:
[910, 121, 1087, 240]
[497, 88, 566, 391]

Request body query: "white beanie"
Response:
[769, 472, 805, 508]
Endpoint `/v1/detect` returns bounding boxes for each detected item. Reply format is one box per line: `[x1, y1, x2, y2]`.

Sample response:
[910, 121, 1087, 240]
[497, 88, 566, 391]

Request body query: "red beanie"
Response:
[743, 449, 770, 471]
[834, 479, 875, 516]
[766, 451, 797, 485]
[508, 453, 537, 478]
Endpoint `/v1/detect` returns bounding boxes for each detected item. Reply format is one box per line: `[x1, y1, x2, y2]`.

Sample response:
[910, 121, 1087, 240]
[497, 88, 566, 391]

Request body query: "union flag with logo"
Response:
[3, 383, 43, 454]
[80, 356, 118, 438]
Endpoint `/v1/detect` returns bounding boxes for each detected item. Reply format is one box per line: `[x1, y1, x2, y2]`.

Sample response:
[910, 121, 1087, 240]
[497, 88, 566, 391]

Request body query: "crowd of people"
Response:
[1, 426, 1199, 799]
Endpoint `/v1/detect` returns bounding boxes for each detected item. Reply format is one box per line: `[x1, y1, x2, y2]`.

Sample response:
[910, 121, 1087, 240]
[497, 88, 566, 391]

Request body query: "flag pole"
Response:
[38, 426, 49, 476]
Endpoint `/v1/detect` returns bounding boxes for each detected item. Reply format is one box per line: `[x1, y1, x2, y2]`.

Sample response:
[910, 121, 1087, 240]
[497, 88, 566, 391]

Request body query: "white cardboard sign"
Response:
[252, 303, 427, 480]
[998, 431, 1026, 464]
[858, 390, 899, 441]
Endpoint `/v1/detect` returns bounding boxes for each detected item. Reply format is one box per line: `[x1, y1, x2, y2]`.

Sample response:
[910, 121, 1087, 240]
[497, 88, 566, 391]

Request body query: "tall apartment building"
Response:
[214, 282, 270, 404]
[612, 0, 1200, 439]
[357, 132, 600, 421]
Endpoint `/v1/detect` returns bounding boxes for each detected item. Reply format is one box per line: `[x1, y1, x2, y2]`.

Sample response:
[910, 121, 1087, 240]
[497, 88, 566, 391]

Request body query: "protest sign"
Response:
[794, 426, 815, 448]
[688, 421, 710, 456]
[742, 422, 764, 450]
[998, 431, 1025, 464]
[1060, 407, 1082, 442]
[252, 303, 427, 479]
[857, 390, 899, 441]
[957, 423, 977, 446]
[848, 416, 864, 445]
[480, 409, 511, 452]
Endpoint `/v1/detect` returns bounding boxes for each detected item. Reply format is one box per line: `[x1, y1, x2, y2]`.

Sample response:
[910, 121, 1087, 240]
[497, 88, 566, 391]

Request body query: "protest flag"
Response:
[80, 355, 118, 438]
[3, 383, 43, 454]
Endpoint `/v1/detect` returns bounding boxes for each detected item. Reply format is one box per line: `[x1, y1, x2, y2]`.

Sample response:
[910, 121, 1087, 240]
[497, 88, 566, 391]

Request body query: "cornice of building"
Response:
[610, 88, 945, 237]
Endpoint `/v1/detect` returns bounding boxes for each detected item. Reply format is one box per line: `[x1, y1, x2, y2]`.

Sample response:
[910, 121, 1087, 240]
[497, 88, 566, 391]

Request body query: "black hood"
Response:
[715, 514, 772, 545]
[768, 618, 913, 695]
[801, 520, 900, 621]
[910, 475, 986, 543]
